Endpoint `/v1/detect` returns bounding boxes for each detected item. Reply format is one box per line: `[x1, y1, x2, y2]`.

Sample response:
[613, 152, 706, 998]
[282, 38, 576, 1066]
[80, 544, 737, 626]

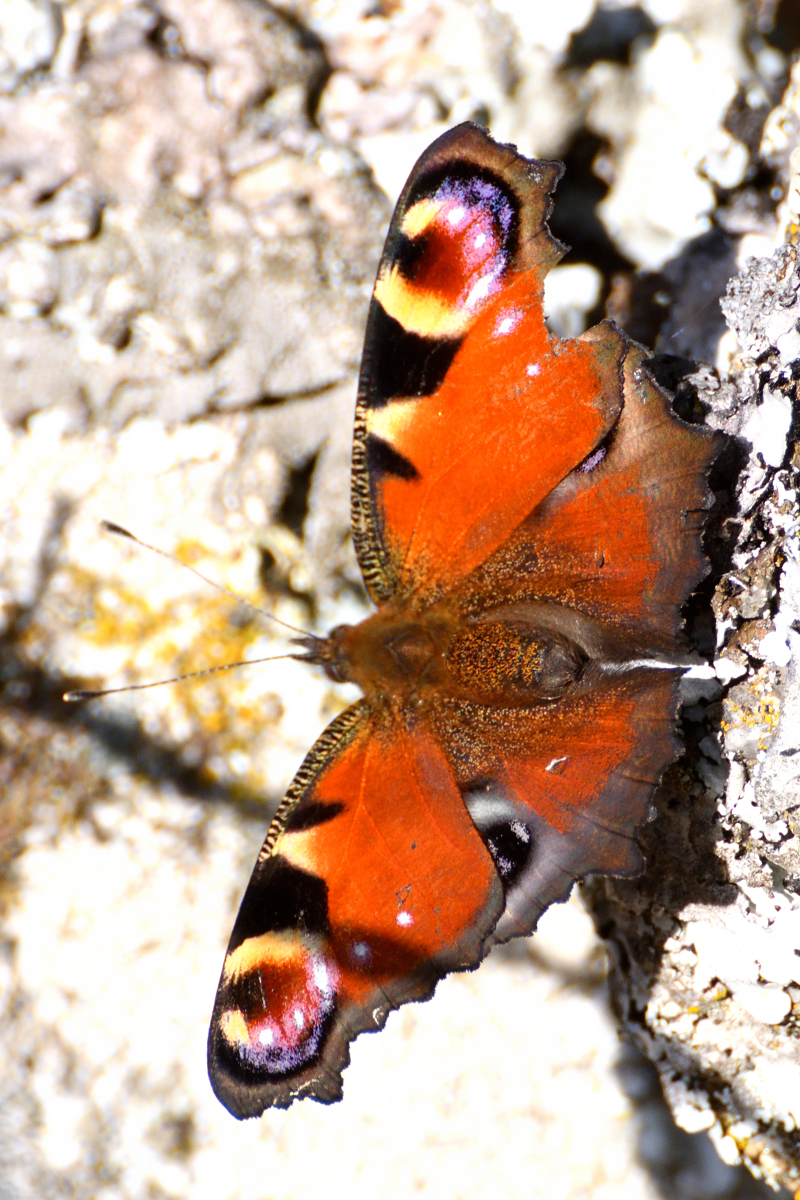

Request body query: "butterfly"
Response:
[207, 122, 719, 1118]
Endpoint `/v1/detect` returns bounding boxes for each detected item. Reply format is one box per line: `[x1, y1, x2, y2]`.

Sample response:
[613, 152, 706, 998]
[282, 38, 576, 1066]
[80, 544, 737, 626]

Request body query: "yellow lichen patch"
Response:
[721, 673, 780, 753]
[58, 553, 289, 803]
[172, 537, 218, 566]
[61, 563, 173, 650]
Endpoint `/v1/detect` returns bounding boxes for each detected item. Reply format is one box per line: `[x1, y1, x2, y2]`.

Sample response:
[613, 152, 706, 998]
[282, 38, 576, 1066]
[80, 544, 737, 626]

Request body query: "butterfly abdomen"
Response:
[445, 620, 586, 702]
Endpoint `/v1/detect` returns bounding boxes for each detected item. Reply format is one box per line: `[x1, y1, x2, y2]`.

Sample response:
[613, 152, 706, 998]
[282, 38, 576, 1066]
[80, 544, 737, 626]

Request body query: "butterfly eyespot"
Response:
[373, 173, 516, 340]
[464, 790, 537, 888]
[218, 943, 340, 1078]
[484, 820, 534, 883]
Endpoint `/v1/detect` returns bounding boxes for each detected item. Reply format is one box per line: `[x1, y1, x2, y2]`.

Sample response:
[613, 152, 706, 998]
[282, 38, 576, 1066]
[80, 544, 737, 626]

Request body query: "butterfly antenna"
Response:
[63, 654, 297, 702]
[99, 520, 312, 638]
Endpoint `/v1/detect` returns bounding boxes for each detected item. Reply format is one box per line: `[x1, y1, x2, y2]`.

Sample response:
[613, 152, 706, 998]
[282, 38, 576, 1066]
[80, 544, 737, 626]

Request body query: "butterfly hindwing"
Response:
[435, 665, 682, 944]
[208, 702, 503, 1117]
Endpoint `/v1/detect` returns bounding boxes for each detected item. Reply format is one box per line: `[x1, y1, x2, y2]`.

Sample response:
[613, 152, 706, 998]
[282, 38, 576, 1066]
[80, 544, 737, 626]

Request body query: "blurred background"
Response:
[0, 0, 798, 1196]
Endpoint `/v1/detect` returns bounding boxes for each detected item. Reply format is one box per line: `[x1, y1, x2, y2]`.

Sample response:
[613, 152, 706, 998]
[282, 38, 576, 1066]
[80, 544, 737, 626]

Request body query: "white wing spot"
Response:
[396, 911, 413, 927]
[510, 819, 530, 842]
[466, 273, 495, 308]
[545, 756, 568, 773]
[258, 1027, 274, 1046]
[526, 362, 541, 376]
[494, 307, 521, 337]
[313, 961, 331, 993]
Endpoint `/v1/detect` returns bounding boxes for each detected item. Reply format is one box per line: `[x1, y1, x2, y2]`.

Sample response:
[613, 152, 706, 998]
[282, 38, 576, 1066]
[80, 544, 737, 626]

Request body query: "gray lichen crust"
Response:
[585, 240, 800, 1193]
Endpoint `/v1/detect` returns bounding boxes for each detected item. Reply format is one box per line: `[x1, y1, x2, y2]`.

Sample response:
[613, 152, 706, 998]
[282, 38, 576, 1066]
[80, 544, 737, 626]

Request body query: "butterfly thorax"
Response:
[296, 605, 588, 709]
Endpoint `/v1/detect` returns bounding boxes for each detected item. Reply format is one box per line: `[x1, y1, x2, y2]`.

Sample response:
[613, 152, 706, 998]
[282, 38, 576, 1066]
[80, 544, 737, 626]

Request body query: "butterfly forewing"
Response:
[208, 701, 503, 1117]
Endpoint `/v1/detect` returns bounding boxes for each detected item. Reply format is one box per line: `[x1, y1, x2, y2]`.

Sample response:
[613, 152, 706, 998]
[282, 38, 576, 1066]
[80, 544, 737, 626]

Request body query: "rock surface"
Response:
[0, 1, 798, 1197]
[586, 229, 800, 1194]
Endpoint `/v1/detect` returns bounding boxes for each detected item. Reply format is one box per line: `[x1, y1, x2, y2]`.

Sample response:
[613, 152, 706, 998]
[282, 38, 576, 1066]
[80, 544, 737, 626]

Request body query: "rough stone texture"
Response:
[0, 0, 797, 1197]
[583, 56, 800, 1189]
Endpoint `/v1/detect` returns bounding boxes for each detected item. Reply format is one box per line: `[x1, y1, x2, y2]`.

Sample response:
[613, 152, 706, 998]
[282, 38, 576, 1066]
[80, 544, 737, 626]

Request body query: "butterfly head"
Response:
[292, 615, 449, 698]
[290, 629, 355, 684]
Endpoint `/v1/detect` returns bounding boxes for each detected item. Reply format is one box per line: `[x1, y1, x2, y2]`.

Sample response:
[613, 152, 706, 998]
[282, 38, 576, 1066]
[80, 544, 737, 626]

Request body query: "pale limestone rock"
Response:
[0, 0, 61, 92]
[0, 2, 792, 1198]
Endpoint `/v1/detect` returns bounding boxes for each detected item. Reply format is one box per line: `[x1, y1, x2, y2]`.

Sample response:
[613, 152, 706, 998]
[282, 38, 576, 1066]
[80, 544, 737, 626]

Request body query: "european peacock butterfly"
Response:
[207, 122, 719, 1118]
